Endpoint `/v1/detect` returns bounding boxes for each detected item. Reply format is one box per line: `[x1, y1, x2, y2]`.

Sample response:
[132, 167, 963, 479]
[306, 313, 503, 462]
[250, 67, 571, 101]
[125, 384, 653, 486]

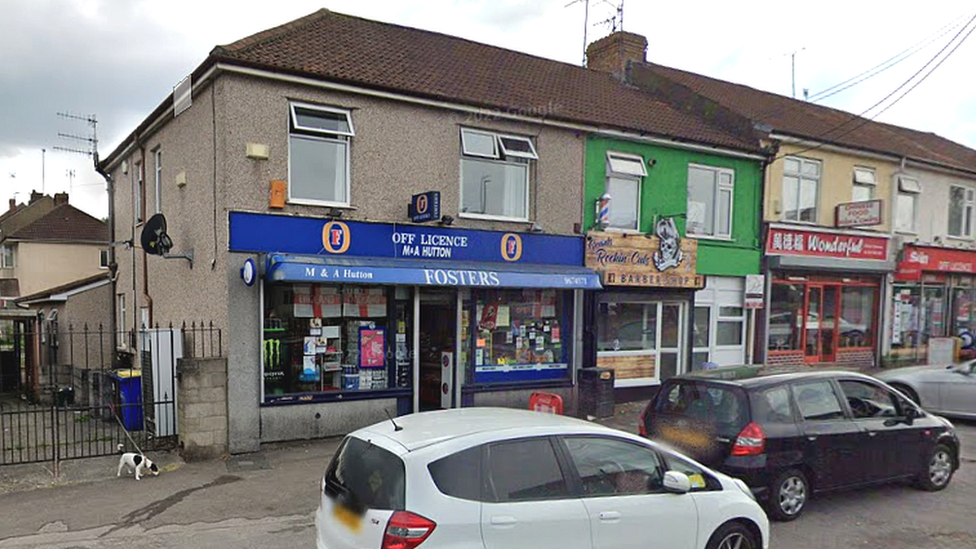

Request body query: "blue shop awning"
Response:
[265, 254, 602, 290]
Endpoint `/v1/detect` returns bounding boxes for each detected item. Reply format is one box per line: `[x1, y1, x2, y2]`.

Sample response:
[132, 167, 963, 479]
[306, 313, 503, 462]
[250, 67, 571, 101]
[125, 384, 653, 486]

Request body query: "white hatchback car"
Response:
[316, 408, 769, 549]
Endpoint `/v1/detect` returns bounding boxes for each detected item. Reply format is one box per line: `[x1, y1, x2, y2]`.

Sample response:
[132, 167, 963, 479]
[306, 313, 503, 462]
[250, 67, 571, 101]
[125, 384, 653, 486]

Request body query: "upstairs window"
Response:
[135, 160, 144, 224]
[852, 167, 876, 202]
[0, 244, 14, 268]
[153, 148, 162, 214]
[288, 102, 355, 206]
[687, 164, 734, 238]
[949, 185, 974, 238]
[460, 128, 537, 221]
[99, 249, 110, 269]
[605, 151, 646, 231]
[783, 157, 820, 222]
[896, 176, 920, 233]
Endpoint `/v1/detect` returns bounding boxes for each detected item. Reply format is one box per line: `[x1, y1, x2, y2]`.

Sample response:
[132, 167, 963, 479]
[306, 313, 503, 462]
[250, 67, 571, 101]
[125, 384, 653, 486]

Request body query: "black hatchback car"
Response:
[640, 370, 960, 521]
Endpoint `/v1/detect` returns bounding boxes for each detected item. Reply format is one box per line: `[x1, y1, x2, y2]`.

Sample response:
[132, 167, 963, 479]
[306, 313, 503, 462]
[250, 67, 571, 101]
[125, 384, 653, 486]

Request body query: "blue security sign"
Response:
[409, 191, 441, 223]
[229, 211, 586, 267]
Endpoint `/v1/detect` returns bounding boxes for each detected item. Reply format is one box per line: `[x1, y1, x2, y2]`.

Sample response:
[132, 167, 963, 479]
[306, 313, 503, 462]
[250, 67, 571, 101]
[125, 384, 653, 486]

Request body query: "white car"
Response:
[316, 408, 769, 549]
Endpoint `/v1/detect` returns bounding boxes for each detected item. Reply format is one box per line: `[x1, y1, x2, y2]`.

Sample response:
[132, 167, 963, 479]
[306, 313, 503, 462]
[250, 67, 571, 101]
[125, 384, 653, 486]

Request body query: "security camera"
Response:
[647, 158, 657, 168]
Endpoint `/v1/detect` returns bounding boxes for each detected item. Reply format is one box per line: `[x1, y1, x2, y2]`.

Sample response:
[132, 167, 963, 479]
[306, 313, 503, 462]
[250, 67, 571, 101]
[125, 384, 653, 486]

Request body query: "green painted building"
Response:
[582, 134, 765, 393]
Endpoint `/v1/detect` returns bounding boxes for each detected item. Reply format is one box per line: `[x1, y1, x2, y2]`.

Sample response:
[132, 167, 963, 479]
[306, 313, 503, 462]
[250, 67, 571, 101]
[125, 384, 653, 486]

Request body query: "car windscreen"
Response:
[654, 380, 750, 436]
[324, 436, 405, 512]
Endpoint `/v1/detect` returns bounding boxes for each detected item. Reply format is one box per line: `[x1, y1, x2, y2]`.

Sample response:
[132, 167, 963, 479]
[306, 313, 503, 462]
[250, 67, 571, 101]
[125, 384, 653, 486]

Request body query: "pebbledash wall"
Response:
[107, 71, 590, 453]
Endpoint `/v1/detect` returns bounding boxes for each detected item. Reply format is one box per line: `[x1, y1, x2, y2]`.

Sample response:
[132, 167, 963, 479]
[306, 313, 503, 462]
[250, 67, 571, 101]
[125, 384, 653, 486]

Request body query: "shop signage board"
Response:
[745, 274, 765, 309]
[896, 244, 976, 281]
[408, 191, 441, 223]
[835, 199, 883, 228]
[585, 226, 704, 289]
[229, 211, 583, 266]
[766, 226, 889, 261]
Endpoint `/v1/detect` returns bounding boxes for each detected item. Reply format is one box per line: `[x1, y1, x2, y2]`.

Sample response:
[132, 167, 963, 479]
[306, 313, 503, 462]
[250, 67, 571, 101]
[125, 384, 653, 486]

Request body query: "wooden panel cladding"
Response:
[597, 354, 655, 379]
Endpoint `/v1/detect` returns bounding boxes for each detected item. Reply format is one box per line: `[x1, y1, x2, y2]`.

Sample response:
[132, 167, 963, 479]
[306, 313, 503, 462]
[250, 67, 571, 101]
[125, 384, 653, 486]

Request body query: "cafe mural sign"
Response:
[585, 218, 704, 289]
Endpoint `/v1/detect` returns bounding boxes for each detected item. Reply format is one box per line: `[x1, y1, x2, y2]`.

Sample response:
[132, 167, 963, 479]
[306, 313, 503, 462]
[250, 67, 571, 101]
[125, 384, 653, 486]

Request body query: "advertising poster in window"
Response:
[359, 328, 386, 368]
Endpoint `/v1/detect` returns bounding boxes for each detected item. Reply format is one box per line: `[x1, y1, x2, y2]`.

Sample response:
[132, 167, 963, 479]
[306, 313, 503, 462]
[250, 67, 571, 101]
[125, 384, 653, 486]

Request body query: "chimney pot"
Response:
[54, 192, 69, 206]
[30, 190, 43, 204]
[8, 199, 15, 211]
[586, 31, 648, 78]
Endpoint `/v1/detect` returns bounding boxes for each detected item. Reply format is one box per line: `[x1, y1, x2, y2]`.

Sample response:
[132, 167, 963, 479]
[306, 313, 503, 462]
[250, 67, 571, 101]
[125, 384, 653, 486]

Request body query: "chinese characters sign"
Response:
[765, 227, 888, 261]
[585, 230, 703, 288]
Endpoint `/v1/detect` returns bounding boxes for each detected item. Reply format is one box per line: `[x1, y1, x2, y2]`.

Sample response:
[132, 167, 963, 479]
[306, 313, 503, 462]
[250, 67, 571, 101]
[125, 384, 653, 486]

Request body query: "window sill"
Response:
[458, 212, 530, 223]
[604, 227, 642, 235]
[689, 234, 734, 243]
[261, 387, 410, 406]
[944, 234, 974, 242]
[286, 198, 357, 209]
[895, 230, 918, 237]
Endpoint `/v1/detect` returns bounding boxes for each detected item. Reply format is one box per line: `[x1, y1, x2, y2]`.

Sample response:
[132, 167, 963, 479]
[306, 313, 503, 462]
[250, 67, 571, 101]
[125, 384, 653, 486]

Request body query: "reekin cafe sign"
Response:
[585, 219, 704, 289]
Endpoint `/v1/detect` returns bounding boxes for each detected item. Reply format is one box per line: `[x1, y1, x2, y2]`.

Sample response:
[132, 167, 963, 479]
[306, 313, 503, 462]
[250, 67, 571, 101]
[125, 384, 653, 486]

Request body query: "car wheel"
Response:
[915, 444, 954, 491]
[705, 521, 758, 549]
[766, 469, 808, 521]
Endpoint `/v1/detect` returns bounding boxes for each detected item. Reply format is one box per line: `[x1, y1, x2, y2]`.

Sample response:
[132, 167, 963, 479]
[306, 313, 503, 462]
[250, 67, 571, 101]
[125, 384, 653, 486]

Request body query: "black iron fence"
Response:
[0, 321, 222, 468]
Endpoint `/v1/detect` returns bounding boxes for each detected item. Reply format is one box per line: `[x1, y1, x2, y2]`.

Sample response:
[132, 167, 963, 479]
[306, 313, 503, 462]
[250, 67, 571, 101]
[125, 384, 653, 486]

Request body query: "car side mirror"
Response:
[663, 471, 692, 494]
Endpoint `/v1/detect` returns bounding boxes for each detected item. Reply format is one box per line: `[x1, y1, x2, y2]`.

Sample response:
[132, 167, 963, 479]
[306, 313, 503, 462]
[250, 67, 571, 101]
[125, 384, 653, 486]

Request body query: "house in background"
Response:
[0, 192, 110, 298]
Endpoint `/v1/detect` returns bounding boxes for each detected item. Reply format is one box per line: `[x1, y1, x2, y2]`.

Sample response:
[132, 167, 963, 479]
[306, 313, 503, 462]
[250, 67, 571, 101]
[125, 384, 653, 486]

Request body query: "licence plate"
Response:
[332, 503, 362, 532]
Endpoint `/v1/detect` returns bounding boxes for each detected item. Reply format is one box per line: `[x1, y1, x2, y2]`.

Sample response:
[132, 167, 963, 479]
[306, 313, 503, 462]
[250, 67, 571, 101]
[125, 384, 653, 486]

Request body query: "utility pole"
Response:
[41, 149, 46, 193]
[790, 47, 805, 99]
[66, 169, 75, 194]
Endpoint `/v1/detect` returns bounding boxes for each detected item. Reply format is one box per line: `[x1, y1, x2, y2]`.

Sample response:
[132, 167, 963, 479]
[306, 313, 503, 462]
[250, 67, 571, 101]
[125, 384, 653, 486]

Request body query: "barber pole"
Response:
[597, 193, 611, 229]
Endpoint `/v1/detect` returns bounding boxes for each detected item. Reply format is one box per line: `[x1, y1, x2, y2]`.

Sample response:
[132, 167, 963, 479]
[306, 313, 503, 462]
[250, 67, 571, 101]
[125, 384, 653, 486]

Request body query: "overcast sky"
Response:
[2, 0, 974, 219]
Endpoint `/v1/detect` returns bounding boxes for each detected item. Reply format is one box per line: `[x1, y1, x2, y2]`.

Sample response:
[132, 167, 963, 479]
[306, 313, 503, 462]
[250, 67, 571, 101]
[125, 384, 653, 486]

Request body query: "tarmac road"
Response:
[0, 418, 973, 548]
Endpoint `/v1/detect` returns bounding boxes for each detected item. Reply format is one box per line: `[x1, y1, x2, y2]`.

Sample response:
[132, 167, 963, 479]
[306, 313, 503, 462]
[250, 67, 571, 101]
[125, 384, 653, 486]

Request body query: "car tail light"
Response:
[382, 511, 436, 549]
[731, 422, 766, 456]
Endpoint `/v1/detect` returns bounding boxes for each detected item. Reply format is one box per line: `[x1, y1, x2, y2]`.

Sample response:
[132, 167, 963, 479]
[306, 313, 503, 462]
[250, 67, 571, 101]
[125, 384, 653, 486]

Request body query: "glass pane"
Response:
[691, 351, 710, 370]
[289, 136, 347, 203]
[821, 287, 837, 359]
[294, 106, 351, 135]
[718, 188, 732, 236]
[754, 387, 794, 424]
[693, 306, 710, 348]
[659, 352, 678, 380]
[794, 381, 845, 421]
[499, 135, 536, 158]
[563, 437, 664, 496]
[429, 446, 482, 501]
[598, 302, 653, 352]
[607, 154, 646, 177]
[839, 381, 898, 419]
[687, 167, 715, 235]
[951, 288, 976, 336]
[607, 176, 639, 230]
[719, 306, 743, 318]
[717, 321, 743, 346]
[769, 283, 804, 352]
[806, 287, 822, 358]
[719, 172, 733, 186]
[950, 187, 965, 236]
[799, 178, 818, 222]
[461, 158, 527, 218]
[461, 129, 498, 157]
[472, 289, 567, 376]
[896, 193, 916, 232]
[486, 439, 568, 502]
[782, 176, 799, 220]
[801, 159, 820, 176]
[784, 158, 800, 174]
[852, 184, 872, 202]
[840, 286, 874, 348]
[661, 304, 680, 348]
[655, 382, 749, 435]
[967, 205, 973, 236]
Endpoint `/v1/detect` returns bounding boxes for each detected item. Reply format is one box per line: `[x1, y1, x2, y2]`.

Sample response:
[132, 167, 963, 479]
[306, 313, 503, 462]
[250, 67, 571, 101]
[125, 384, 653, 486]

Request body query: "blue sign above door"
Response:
[229, 211, 585, 266]
[408, 191, 441, 223]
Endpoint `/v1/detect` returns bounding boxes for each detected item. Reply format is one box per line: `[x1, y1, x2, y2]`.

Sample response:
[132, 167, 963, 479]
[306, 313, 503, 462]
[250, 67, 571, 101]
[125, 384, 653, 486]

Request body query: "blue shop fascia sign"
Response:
[229, 211, 586, 266]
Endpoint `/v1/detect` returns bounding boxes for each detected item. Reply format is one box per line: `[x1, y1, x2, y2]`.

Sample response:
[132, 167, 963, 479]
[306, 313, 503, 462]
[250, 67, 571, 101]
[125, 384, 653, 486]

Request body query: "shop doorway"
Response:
[418, 289, 457, 412]
[803, 285, 839, 363]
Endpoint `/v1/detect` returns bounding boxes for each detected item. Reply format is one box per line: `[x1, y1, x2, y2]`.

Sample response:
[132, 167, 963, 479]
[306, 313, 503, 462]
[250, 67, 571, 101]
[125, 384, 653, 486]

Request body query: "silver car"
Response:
[875, 361, 976, 419]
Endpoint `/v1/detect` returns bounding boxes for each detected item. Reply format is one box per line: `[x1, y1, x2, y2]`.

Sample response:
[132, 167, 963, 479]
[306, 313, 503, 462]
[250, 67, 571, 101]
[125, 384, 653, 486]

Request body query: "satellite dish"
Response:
[141, 214, 173, 256]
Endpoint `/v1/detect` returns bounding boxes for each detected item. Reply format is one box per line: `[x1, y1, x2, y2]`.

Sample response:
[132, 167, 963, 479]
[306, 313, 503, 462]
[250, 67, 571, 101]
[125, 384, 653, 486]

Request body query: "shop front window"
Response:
[951, 286, 976, 338]
[769, 283, 804, 352]
[840, 287, 875, 348]
[466, 289, 569, 385]
[597, 298, 685, 383]
[263, 284, 412, 402]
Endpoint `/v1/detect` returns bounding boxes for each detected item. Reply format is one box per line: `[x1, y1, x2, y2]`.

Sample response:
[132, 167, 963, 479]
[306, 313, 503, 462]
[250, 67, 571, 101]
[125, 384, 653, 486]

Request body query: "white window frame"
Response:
[459, 128, 535, 222]
[687, 163, 735, 239]
[117, 294, 127, 348]
[605, 151, 645, 233]
[0, 244, 14, 269]
[948, 184, 975, 239]
[99, 249, 110, 269]
[782, 156, 821, 223]
[153, 148, 162, 214]
[287, 102, 355, 207]
[715, 305, 746, 348]
[135, 160, 144, 224]
[852, 167, 876, 202]
[895, 175, 921, 234]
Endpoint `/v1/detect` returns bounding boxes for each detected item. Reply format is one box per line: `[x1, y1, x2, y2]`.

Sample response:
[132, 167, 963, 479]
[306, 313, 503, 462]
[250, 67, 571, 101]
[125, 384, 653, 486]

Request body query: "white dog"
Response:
[117, 444, 160, 480]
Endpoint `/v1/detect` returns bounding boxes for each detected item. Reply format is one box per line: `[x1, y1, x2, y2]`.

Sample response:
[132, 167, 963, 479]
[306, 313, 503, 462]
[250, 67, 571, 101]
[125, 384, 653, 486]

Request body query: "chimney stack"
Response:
[54, 192, 69, 206]
[8, 199, 15, 211]
[29, 190, 43, 204]
[586, 31, 648, 78]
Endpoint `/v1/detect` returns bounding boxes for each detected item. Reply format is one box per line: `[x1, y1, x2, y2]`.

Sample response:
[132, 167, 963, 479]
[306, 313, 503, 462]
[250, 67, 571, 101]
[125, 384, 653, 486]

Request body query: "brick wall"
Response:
[766, 352, 805, 368]
[835, 348, 876, 369]
[177, 357, 228, 460]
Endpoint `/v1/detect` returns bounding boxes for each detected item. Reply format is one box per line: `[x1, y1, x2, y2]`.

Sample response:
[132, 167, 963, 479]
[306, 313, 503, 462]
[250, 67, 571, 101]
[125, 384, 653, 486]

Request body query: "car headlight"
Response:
[732, 478, 757, 501]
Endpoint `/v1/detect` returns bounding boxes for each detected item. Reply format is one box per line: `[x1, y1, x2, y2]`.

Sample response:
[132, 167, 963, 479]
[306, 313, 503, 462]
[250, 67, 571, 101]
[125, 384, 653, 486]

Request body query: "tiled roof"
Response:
[640, 62, 976, 173]
[210, 9, 763, 153]
[7, 204, 108, 243]
[15, 273, 110, 304]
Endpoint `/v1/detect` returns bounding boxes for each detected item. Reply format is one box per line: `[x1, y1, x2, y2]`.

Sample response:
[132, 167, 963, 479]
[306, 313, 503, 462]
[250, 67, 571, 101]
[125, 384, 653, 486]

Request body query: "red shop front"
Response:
[762, 224, 893, 369]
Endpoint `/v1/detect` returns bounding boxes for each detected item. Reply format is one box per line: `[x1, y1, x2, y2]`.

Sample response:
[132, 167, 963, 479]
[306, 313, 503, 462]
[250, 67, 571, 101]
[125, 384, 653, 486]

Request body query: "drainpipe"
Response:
[94, 154, 117, 342]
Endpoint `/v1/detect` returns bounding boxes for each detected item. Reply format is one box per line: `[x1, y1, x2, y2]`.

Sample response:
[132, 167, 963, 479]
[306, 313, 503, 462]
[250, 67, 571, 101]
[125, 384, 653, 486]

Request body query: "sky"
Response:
[1, 1, 974, 219]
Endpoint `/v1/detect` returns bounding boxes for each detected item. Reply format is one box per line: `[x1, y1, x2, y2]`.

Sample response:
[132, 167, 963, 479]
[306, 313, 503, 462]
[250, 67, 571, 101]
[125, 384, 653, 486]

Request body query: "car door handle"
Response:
[490, 516, 517, 527]
[807, 436, 818, 441]
[599, 511, 622, 522]
[868, 431, 878, 438]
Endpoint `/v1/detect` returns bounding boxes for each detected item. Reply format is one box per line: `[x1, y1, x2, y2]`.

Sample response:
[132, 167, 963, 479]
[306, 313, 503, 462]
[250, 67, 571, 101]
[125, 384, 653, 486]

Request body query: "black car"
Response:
[639, 370, 960, 521]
